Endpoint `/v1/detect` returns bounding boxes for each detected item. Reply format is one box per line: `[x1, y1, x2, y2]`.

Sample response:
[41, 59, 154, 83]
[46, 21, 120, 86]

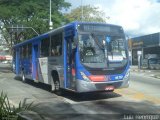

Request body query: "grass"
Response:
[0, 91, 35, 120]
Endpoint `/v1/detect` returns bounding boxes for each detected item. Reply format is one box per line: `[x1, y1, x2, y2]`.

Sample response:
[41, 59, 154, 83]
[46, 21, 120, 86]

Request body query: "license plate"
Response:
[105, 86, 114, 91]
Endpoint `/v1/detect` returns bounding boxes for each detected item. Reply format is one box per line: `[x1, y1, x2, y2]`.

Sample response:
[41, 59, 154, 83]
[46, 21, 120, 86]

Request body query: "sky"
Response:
[65, 0, 160, 38]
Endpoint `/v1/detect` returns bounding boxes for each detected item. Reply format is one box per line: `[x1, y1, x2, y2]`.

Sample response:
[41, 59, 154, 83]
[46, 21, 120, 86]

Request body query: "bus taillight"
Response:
[88, 75, 106, 82]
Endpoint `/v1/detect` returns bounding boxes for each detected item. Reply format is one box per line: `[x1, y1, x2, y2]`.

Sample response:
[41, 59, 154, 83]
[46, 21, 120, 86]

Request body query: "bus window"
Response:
[51, 33, 62, 56]
[22, 45, 27, 59]
[41, 37, 50, 57]
[28, 43, 32, 59]
[20, 47, 23, 59]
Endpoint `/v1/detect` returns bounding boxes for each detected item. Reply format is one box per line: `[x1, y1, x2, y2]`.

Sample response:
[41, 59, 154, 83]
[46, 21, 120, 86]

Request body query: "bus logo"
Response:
[115, 75, 123, 80]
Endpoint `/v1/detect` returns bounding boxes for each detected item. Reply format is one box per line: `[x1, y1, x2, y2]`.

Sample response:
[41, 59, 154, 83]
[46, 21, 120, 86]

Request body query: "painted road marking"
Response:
[115, 88, 160, 105]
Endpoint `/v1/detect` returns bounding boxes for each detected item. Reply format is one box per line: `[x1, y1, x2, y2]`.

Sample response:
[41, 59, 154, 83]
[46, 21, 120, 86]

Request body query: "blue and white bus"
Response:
[13, 21, 130, 93]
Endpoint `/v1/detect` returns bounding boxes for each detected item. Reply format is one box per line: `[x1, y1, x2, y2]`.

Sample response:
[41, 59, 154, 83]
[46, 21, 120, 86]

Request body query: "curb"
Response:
[131, 69, 146, 72]
[131, 69, 160, 79]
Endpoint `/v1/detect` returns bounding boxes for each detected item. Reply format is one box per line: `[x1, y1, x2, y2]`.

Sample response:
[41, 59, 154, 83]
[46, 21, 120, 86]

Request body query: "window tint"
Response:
[28, 43, 32, 59]
[41, 37, 50, 57]
[20, 45, 27, 59]
[51, 33, 62, 56]
[20, 47, 22, 59]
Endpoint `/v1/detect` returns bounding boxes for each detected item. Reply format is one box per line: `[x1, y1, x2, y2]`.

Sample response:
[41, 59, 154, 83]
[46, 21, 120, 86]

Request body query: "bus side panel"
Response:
[48, 57, 64, 88]
[24, 58, 32, 80]
[38, 57, 49, 84]
[38, 57, 64, 87]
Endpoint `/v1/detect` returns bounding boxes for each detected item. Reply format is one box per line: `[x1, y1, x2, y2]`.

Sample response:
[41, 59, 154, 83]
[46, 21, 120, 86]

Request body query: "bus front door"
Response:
[65, 37, 76, 90]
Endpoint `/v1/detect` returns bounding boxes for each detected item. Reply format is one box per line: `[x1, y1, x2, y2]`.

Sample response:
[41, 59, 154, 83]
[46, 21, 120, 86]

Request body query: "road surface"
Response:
[0, 63, 160, 120]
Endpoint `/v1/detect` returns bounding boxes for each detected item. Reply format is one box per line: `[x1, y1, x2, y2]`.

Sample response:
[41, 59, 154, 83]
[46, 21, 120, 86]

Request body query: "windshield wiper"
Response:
[90, 33, 109, 68]
[90, 33, 104, 50]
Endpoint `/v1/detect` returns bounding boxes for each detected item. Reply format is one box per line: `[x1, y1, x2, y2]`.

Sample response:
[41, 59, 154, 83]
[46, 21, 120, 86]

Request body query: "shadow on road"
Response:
[19, 100, 160, 120]
[14, 77, 122, 102]
[14, 77, 51, 92]
[60, 91, 121, 102]
[93, 100, 160, 114]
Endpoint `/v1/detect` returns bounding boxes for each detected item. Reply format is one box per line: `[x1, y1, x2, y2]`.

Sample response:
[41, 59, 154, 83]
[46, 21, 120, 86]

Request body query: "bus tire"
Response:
[22, 71, 26, 83]
[51, 80, 56, 92]
[51, 72, 62, 95]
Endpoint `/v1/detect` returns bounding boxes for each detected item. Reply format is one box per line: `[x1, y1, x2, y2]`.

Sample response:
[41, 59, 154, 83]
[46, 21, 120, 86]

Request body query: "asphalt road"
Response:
[0, 63, 160, 120]
[131, 72, 160, 98]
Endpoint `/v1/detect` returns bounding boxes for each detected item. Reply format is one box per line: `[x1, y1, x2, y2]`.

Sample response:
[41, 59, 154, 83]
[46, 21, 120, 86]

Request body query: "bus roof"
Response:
[13, 21, 123, 48]
[74, 21, 122, 27]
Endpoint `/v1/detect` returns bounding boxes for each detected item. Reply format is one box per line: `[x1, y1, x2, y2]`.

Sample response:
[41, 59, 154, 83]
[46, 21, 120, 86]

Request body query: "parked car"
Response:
[141, 59, 148, 69]
[142, 58, 160, 70]
[148, 58, 158, 70]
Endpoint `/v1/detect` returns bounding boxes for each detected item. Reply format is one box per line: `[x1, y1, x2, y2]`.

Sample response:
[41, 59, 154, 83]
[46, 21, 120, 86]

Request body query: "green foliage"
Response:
[0, 0, 71, 46]
[0, 91, 35, 120]
[64, 5, 106, 23]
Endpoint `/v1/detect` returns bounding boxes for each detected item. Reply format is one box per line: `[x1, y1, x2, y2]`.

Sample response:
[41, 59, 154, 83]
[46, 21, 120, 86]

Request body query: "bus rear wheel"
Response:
[22, 71, 26, 83]
[51, 73, 61, 95]
[54, 80, 60, 91]
[51, 80, 62, 95]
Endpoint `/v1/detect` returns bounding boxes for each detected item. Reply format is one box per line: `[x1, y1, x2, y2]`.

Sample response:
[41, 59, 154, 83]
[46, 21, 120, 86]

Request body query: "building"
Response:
[129, 32, 160, 65]
[0, 33, 12, 62]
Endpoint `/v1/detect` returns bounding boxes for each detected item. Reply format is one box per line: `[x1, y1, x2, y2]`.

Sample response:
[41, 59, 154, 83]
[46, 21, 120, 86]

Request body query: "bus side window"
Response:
[21, 45, 27, 59]
[28, 43, 32, 59]
[51, 48, 57, 56]
[41, 37, 50, 57]
[20, 47, 23, 59]
[51, 33, 62, 56]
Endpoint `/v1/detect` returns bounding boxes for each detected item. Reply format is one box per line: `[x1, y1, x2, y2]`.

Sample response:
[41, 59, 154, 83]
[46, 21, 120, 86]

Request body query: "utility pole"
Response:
[8, 26, 39, 36]
[49, 0, 53, 30]
[7, 25, 39, 46]
[81, 0, 83, 21]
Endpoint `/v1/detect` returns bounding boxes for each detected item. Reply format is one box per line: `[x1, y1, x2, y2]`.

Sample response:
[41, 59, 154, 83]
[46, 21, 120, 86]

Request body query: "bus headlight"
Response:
[124, 69, 130, 80]
[80, 72, 90, 82]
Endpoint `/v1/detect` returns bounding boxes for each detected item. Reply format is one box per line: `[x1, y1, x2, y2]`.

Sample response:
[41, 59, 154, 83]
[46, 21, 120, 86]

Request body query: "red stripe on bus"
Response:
[88, 75, 106, 82]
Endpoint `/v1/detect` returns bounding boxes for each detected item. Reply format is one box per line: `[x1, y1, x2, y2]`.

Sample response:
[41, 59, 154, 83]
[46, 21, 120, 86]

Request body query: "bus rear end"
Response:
[74, 22, 130, 92]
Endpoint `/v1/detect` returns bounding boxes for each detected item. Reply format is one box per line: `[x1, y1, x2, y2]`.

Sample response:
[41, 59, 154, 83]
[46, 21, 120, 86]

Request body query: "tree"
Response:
[0, 0, 71, 51]
[64, 5, 106, 23]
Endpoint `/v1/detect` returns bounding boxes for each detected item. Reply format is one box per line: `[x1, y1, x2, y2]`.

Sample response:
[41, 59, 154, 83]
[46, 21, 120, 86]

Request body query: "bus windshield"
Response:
[78, 33, 128, 69]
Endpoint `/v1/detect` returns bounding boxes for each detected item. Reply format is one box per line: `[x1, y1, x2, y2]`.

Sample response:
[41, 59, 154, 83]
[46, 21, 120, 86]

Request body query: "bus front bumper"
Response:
[76, 76, 129, 93]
